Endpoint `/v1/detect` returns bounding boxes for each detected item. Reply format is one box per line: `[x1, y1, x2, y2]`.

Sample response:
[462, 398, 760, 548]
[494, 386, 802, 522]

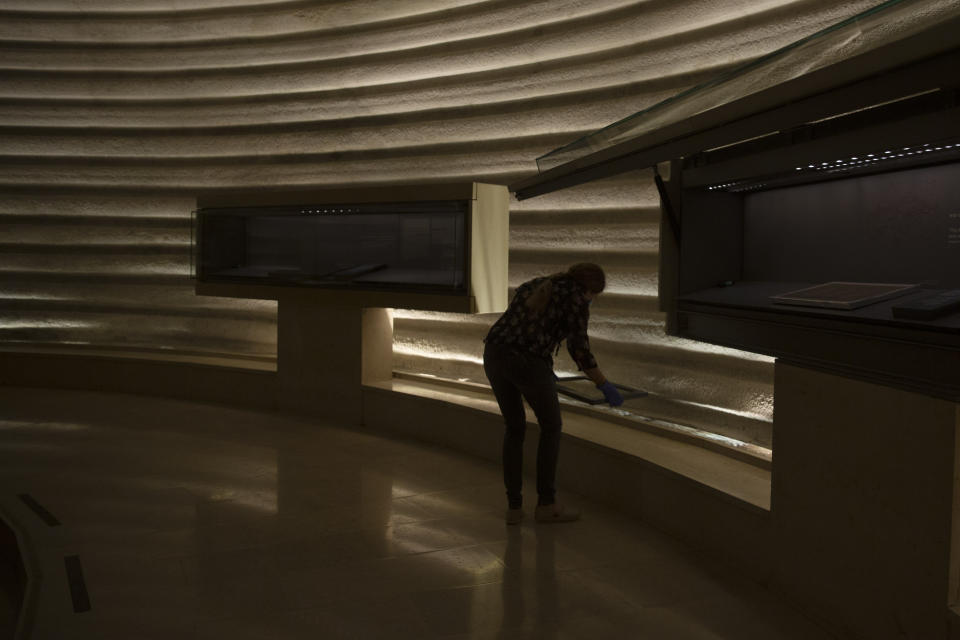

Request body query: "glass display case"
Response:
[510, 0, 960, 399]
[667, 116, 960, 395]
[198, 201, 468, 292]
[194, 183, 509, 313]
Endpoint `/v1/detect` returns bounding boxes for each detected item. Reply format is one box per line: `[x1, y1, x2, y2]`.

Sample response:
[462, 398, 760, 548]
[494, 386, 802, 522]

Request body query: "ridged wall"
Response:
[0, 0, 884, 447]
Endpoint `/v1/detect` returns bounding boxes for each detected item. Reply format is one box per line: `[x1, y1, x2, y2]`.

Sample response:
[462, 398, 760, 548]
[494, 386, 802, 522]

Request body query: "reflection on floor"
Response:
[0, 387, 828, 640]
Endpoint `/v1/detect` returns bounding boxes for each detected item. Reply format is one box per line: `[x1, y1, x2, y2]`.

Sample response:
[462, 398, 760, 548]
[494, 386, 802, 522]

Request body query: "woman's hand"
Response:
[597, 380, 624, 407]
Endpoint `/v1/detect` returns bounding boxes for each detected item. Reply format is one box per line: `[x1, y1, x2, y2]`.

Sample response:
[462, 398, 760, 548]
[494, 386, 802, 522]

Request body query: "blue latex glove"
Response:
[597, 380, 623, 407]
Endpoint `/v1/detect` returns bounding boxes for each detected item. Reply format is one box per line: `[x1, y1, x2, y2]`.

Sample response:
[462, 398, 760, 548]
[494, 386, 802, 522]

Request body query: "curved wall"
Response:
[0, 0, 884, 446]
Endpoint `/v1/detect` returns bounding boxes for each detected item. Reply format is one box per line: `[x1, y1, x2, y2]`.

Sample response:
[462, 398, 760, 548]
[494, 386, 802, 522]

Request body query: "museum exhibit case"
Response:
[194, 182, 509, 314]
[511, 0, 960, 401]
[198, 201, 467, 290]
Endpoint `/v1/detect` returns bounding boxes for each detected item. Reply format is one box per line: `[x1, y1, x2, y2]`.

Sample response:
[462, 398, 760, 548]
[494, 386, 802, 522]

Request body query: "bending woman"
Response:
[483, 263, 623, 525]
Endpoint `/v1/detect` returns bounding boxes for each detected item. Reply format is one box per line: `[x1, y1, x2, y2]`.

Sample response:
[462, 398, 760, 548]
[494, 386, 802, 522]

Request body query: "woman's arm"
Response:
[581, 366, 606, 386]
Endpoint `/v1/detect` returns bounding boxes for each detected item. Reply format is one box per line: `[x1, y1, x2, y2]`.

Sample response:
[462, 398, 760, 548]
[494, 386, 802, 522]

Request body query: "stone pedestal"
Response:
[772, 362, 960, 639]
[277, 300, 392, 424]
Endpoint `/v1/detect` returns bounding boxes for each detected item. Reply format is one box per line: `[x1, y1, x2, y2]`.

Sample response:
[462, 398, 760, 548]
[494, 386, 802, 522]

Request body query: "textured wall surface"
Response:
[0, 0, 884, 446]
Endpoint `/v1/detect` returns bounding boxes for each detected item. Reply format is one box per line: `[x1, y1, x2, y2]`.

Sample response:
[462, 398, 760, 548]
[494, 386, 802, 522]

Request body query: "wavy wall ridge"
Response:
[0, 0, 885, 446]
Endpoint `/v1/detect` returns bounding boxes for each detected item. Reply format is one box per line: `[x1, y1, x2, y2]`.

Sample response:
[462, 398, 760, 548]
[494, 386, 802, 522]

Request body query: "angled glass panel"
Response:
[536, 0, 960, 172]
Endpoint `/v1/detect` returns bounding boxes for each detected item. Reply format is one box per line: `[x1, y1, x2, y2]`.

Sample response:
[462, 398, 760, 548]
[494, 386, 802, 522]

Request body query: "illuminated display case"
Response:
[199, 202, 467, 291]
[668, 92, 960, 399]
[511, 0, 960, 399]
[194, 183, 509, 313]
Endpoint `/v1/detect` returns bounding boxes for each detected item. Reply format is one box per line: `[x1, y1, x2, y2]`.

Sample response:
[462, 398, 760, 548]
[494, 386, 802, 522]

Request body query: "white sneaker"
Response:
[505, 508, 523, 525]
[534, 503, 580, 523]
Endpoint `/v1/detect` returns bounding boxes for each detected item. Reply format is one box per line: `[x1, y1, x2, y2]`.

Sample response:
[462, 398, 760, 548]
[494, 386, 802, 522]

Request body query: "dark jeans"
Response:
[483, 342, 562, 509]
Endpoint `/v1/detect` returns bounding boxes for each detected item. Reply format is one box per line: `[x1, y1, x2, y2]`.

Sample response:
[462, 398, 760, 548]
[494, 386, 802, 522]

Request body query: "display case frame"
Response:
[194, 182, 509, 314]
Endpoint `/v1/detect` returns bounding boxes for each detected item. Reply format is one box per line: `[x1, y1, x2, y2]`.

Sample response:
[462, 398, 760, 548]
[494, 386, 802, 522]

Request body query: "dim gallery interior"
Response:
[1, 0, 959, 638]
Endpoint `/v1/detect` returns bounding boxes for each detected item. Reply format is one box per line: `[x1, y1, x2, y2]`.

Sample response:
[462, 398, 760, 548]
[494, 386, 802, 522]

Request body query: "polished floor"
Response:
[0, 387, 831, 639]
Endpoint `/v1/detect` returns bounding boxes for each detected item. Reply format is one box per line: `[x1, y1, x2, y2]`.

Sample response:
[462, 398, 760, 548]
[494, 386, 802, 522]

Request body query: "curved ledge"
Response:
[396, 372, 771, 464]
[365, 373, 771, 511]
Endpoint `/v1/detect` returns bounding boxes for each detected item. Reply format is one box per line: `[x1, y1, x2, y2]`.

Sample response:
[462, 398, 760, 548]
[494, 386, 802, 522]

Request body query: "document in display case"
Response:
[769, 283, 918, 311]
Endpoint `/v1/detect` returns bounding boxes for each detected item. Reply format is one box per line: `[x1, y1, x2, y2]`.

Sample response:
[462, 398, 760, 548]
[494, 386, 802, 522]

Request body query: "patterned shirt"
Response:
[484, 274, 598, 370]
